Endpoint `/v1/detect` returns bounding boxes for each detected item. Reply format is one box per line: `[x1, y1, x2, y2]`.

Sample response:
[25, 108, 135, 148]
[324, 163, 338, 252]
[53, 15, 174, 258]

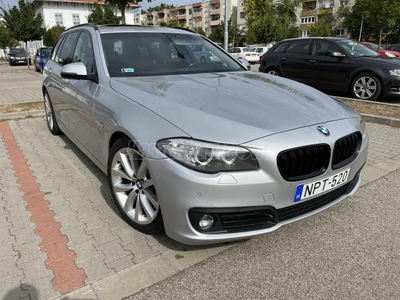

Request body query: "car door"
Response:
[60, 30, 101, 159]
[279, 39, 317, 84]
[34, 49, 40, 68]
[312, 40, 350, 91]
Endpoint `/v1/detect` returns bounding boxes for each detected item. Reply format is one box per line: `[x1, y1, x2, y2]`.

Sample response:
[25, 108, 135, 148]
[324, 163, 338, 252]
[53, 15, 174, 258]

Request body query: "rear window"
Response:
[10, 48, 26, 55]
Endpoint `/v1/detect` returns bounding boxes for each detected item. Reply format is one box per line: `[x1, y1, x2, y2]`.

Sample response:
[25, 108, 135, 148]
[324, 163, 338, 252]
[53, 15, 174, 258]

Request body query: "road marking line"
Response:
[0, 121, 87, 294]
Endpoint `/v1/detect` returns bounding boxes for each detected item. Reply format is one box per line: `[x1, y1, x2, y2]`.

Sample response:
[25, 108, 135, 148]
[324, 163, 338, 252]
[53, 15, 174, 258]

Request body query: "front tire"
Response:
[44, 91, 62, 135]
[265, 68, 281, 76]
[350, 73, 381, 101]
[108, 137, 164, 234]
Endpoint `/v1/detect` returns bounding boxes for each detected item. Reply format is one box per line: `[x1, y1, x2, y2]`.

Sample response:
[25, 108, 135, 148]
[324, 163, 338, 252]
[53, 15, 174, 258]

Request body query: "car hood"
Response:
[110, 72, 353, 144]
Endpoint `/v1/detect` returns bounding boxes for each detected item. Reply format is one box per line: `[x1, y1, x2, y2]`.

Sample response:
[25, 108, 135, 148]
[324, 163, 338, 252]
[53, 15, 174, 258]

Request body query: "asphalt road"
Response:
[128, 169, 400, 300]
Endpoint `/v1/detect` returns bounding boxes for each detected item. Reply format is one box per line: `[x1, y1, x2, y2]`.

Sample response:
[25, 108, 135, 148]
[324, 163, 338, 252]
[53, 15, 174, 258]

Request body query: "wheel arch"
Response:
[348, 69, 384, 94]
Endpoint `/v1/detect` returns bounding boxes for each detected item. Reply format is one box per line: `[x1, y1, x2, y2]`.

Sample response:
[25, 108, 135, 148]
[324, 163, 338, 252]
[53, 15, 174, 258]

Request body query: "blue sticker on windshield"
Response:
[121, 68, 134, 73]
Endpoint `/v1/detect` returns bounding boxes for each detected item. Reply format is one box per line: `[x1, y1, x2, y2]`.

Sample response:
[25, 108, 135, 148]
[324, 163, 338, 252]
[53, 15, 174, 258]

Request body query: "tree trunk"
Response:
[120, 5, 126, 24]
[378, 28, 383, 49]
[24, 41, 31, 69]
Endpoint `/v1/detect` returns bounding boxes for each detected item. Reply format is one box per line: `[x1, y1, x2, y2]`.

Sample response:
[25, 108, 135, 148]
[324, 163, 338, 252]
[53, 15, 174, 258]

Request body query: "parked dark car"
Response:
[386, 44, 400, 52]
[8, 48, 30, 66]
[259, 37, 400, 101]
[34, 47, 53, 72]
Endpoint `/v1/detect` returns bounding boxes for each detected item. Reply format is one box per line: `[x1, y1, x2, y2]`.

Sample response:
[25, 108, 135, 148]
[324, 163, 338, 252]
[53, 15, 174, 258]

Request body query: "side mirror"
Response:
[61, 62, 88, 80]
[330, 52, 346, 58]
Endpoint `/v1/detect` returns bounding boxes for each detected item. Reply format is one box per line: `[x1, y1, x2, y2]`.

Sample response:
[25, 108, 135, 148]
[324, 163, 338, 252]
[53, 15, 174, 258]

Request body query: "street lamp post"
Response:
[224, 0, 228, 50]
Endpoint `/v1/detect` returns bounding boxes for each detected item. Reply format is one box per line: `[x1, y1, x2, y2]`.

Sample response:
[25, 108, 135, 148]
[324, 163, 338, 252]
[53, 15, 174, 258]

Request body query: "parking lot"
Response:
[1, 63, 400, 299]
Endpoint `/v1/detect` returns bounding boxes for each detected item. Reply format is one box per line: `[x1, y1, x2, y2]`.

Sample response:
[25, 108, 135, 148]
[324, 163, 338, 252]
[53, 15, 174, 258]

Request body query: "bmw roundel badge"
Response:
[317, 125, 330, 136]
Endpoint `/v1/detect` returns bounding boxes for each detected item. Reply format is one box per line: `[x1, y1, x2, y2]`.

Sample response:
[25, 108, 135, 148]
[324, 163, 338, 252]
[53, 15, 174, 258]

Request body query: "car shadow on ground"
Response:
[58, 134, 243, 251]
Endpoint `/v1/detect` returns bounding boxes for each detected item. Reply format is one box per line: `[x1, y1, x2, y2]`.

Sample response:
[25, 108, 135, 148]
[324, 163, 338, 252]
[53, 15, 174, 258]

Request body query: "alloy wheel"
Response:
[44, 93, 54, 130]
[353, 76, 377, 100]
[110, 146, 159, 225]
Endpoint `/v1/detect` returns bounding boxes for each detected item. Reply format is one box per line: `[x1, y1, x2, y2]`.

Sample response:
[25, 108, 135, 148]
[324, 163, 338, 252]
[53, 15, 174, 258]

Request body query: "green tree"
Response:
[310, 15, 334, 37]
[43, 25, 65, 47]
[245, 0, 300, 44]
[338, 0, 400, 46]
[0, 22, 17, 56]
[88, 3, 120, 25]
[196, 28, 207, 37]
[1, 0, 44, 67]
[208, 20, 237, 45]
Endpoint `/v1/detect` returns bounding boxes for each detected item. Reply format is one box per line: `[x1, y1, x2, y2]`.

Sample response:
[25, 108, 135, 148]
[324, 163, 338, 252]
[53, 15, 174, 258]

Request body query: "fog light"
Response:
[198, 214, 215, 230]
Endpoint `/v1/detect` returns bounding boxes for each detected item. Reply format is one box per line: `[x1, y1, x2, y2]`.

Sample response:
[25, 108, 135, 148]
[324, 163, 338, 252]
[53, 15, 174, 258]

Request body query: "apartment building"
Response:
[35, 0, 140, 30]
[299, 0, 355, 37]
[138, 0, 236, 36]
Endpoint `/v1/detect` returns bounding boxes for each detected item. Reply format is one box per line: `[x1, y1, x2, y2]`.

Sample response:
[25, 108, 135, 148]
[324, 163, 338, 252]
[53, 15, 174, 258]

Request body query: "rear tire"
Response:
[43, 91, 62, 135]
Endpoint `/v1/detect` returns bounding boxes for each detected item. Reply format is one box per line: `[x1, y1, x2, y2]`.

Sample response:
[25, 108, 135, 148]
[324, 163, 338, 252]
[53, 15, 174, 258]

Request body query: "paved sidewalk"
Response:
[0, 65, 43, 105]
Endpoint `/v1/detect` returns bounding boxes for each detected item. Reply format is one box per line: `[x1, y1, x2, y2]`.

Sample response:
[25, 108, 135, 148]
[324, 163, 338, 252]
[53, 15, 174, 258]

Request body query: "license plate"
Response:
[294, 168, 350, 202]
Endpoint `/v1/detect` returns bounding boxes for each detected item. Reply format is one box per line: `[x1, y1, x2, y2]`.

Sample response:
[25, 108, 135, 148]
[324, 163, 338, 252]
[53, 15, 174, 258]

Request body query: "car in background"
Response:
[361, 41, 400, 58]
[254, 46, 269, 61]
[259, 37, 400, 101]
[42, 24, 368, 245]
[34, 47, 53, 72]
[228, 47, 259, 63]
[386, 44, 400, 53]
[191, 45, 220, 63]
[8, 48, 30, 66]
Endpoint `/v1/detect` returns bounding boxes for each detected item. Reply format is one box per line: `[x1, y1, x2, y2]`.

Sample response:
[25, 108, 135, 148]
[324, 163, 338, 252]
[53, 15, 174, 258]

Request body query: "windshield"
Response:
[41, 48, 52, 56]
[10, 48, 26, 55]
[101, 32, 244, 77]
[335, 40, 379, 57]
[243, 48, 256, 52]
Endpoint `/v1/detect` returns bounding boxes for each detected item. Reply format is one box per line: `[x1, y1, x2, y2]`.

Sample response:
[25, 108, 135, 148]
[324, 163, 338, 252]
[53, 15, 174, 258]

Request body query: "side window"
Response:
[72, 31, 95, 74]
[287, 40, 312, 55]
[56, 32, 79, 66]
[51, 35, 65, 61]
[313, 40, 341, 56]
[274, 42, 288, 53]
[234, 48, 241, 53]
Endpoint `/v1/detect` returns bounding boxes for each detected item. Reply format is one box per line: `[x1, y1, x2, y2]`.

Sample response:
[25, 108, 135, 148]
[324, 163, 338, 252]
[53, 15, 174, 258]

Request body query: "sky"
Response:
[1, 0, 194, 12]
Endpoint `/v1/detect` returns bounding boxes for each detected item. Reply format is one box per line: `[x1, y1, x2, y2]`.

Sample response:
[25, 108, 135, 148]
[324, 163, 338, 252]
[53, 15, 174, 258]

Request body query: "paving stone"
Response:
[71, 202, 99, 219]
[0, 214, 10, 228]
[123, 240, 160, 264]
[7, 213, 34, 231]
[100, 213, 130, 233]
[69, 239, 103, 264]
[86, 224, 119, 246]
[0, 276, 29, 300]
[57, 285, 97, 300]
[54, 213, 85, 232]
[15, 240, 47, 264]
[62, 225, 92, 247]
[11, 226, 41, 247]
[19, 256, 54, 284]
[106, 254, 135, 272]
[0, 257, 24, 281]
[22, 275, 61, 299]
[79, 214, 106, 231]
[112, 226, 147, 246]
[97, 239, 131, 264]
[78, 255, 115, 284]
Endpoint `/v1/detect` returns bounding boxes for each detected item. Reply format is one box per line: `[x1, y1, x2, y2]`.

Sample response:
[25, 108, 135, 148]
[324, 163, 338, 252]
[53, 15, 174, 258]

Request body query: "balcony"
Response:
[299, 24, 312, 31]
[178, 14, 186, 19]
[193, 11, 202, 17]
[210, 9, 220, 15]
[318, 7, 333, 15]
[194, 22, 202, 27]
[301, 10, 316, 17]
[210, 20, 220, 26]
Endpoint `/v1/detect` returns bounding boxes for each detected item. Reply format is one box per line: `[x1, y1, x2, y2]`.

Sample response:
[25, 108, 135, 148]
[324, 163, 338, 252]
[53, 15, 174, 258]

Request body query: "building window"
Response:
[301, 30, 310, 38]
[240, 1, 244, 6]
[72, 14, 80, 25]
[55, 13, 63, 26]
[301, 16, 315, 24]
[240, 12, 246, 19]
[336, 29, 345, 36]
[339, 0, 347, 6]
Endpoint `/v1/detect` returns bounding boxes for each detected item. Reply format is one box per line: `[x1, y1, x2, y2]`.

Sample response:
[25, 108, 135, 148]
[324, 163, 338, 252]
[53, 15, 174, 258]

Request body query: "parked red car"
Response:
[361, 42, 400, 57]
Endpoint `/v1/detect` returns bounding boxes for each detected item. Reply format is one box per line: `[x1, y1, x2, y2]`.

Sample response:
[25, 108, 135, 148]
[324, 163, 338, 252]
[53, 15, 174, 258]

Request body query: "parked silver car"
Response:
[43, 24, 368, 245]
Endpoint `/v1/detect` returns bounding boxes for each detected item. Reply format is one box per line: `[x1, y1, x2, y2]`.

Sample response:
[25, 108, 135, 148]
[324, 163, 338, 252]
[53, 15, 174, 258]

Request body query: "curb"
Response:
[0, 109, 44, 121]
[361, 113, 400, 128]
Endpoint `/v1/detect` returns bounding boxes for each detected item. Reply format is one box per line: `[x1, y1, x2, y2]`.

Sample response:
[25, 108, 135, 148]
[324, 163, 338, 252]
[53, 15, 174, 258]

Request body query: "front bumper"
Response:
[149, 119, 368, 245]
[382, 76, 400, 97]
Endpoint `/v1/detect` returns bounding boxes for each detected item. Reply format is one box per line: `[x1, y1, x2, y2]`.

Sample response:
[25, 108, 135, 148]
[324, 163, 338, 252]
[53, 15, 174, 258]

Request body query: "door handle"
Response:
[280, 58, 287, 61]
[309, 60, 317, 64]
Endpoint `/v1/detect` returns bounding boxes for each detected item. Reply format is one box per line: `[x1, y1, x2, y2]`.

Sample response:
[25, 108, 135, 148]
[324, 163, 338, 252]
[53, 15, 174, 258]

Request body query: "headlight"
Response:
[389, 69, 400, 76]
[385, 52, 396, 58]
[43, 59, 47, 64]
[10, 56, 15, 59]
[156, 138, 259, 173]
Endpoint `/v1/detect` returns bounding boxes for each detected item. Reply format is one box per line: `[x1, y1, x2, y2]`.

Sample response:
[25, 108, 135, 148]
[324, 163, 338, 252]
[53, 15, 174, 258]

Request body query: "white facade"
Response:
[36, 0, 140, 30]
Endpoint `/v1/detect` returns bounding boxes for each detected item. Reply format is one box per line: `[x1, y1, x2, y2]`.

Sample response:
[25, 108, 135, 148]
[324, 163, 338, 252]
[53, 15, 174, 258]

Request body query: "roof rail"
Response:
[170, 27, 196, 33]
[66, 23, 98, 31]
[97, 24, 150, 28]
